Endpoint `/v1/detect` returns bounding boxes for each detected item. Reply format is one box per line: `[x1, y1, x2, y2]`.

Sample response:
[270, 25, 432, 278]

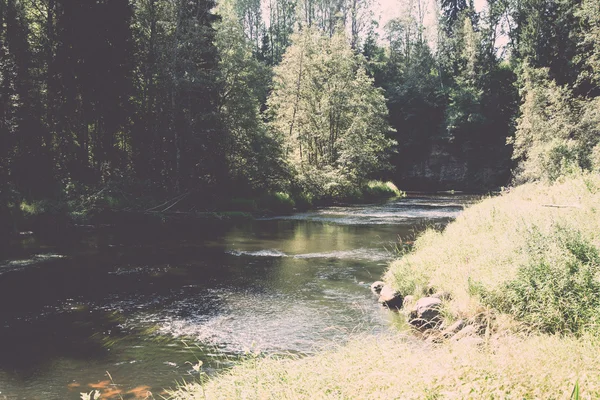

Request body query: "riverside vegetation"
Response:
[171, 174, 600, 399]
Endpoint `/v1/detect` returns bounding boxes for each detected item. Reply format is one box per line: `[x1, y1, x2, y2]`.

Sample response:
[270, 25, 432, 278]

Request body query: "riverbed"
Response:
[0, 195, 473, 399]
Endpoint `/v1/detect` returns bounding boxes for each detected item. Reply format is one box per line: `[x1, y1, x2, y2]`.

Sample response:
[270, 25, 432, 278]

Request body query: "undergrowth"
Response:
[385, 173, 600, 333]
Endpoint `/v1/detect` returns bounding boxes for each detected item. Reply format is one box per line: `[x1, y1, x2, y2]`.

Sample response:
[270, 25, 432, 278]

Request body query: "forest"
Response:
[1, 0, 600, 229]
[3, 0, 600, 397]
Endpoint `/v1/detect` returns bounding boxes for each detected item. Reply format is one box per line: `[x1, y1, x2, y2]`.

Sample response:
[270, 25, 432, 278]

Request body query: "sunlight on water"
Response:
[0, 253, 66, 274]
[260, 198, 466, 225]
[0, 195, 476, 398]
[227, 248, 393, 261]
[227, 249, 287, 257]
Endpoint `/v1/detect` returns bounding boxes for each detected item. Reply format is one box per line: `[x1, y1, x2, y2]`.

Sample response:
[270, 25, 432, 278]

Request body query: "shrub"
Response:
[20, 199, 67, 216]
[293, 192, 313, 211]
[362, 180, 403, 201]
[484, 225, 600, 335]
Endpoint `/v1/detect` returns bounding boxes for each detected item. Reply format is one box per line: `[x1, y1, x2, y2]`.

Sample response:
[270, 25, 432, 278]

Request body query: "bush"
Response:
[293, 192, 313, 211]
[488, 226, 600, 335]
[20, 199, 67, 217]
[362, 180, 403, 201]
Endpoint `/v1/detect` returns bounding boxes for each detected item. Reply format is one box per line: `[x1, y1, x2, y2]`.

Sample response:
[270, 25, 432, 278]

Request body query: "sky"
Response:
[375, 0, 508, 54]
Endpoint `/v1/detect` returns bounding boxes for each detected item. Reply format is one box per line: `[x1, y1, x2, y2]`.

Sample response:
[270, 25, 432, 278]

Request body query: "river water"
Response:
[0, 195, 473, 399]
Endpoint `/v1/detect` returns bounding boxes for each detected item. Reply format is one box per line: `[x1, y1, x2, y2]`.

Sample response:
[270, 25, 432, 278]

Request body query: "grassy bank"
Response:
[385, 173, 600, 333]
[171, 333, 600, 399]
[3, 180, 402, 238]
[171, 173, 600, 399]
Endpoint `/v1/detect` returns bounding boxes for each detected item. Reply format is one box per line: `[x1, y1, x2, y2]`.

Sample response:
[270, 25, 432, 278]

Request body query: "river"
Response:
[0, 195, 473, 399]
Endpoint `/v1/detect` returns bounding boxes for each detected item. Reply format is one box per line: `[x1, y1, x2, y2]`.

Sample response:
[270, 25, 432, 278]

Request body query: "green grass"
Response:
[169, 173, 600, 399]
[361, 180, 404, 201]
[385, 173, 600, 332]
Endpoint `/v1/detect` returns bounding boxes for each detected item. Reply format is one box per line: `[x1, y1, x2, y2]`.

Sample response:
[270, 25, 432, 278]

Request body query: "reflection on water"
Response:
[0, 195, 475, 399]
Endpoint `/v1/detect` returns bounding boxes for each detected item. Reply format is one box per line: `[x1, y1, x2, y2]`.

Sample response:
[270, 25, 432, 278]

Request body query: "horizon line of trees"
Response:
[1, 0, 599, 209]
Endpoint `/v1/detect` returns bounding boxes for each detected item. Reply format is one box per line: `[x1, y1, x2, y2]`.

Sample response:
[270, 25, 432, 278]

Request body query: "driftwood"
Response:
[145, 192, 190, 213]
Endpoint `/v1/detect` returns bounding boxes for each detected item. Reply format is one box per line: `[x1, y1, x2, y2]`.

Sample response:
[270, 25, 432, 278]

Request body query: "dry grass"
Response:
[170, 332, 600, 399]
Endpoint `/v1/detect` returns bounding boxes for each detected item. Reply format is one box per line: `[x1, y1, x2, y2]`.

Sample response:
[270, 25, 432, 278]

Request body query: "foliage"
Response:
[267, 28, 395, 201]
[225, 197, 258, 212]
[216, 1, 284, 193]
[490, 226, 600, 335]
[577, 0, 600, 87]
[511, 66, 600, 183]
[361, 180, 403, 201]
[258, 192, 296, 213]
[386, 174, 600, 333]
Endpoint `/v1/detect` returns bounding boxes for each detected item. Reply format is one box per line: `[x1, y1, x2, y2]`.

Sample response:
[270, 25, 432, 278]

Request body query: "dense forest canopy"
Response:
[1, 0, 599, 215]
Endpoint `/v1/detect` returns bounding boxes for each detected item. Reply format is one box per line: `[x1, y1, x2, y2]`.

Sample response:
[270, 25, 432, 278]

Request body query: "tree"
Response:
[382, 13, 446, 183]
[216, 0, 284, 193]
[440, 0, 468, 33]
[577, 0, 600, 89]
[0, 0, 52, 197]
[267, 28, 394, 198]
[510, 66, 600, 182]
[511, 0, 582, 88]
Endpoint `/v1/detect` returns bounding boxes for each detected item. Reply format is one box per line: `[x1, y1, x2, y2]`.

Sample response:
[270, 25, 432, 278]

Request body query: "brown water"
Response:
[0, 195, 474, 399]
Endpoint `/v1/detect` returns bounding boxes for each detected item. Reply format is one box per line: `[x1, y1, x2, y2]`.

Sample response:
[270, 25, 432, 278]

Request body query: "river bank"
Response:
[171, 173, 600, 399]
[1, 181, 403, 244]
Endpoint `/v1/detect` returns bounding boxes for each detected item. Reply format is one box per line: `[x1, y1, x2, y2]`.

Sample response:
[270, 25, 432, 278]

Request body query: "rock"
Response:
[409, 297, 442, 328]
[441, 319, 465, 339]
[450, 324, 478, 342]
[431, 291, 452, 301]
[370, 281, 385, 296]
[377, 285, 404, 309]
[402, 295, 415, 309]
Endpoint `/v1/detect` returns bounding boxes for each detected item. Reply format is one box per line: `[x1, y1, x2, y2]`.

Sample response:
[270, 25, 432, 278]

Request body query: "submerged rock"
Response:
[409, 297, 442, 328]
[370, 281, 385, 296]
[377, 285, 404, 309]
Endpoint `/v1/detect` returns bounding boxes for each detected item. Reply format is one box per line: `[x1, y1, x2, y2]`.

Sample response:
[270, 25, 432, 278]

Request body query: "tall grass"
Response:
[385, 173, 600, 331]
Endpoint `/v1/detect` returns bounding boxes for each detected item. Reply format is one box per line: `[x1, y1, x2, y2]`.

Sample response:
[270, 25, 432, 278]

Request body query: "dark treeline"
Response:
[1, 0, 599, 227]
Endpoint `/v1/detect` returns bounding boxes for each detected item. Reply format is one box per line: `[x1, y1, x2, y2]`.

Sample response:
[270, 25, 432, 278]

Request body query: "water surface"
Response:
[0, 195, 473, 399]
